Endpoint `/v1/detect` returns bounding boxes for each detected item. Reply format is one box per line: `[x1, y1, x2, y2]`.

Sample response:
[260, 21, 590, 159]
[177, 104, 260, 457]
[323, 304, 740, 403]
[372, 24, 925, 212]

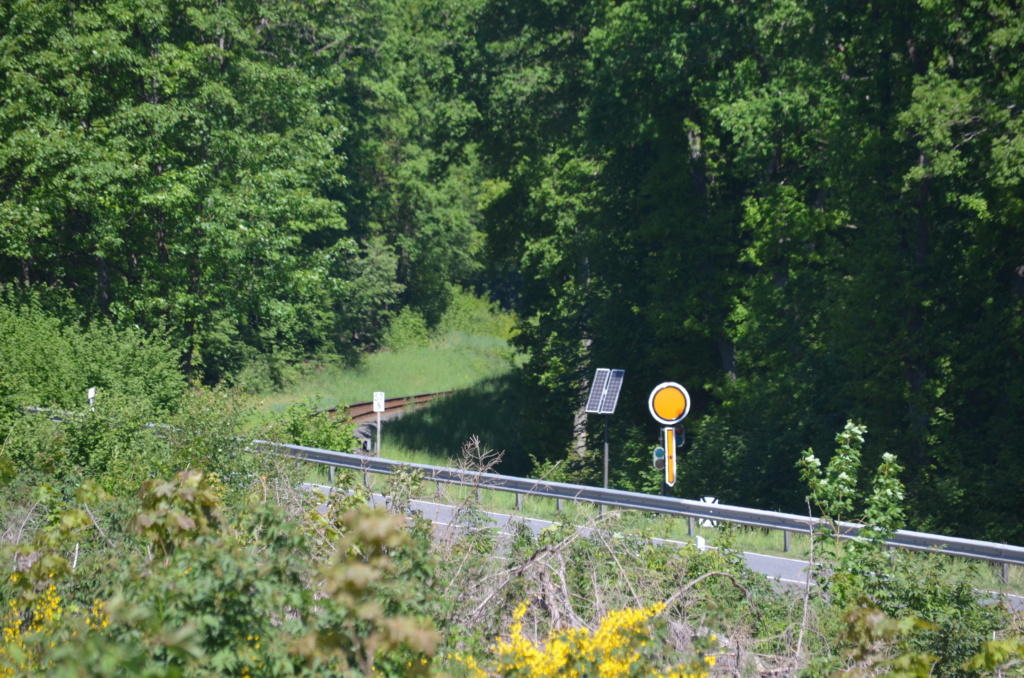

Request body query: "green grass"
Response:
[256, 332, 518, 413]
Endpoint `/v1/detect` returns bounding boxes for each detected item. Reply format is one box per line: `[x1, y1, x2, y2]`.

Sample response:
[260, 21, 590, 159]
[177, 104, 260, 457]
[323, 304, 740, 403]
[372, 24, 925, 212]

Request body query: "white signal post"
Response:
[373, 391, 385, 455]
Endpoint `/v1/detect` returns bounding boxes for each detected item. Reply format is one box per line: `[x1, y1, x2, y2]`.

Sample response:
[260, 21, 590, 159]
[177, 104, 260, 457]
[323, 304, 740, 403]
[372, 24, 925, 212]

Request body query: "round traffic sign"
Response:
[648, 382, 690, 425]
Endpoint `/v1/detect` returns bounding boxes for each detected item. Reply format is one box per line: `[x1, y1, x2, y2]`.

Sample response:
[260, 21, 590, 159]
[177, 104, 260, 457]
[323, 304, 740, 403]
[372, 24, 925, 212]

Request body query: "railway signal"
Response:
[648, 382, 690, 425]
[652, 446, 666, 471]
[648, 382, 691, 489]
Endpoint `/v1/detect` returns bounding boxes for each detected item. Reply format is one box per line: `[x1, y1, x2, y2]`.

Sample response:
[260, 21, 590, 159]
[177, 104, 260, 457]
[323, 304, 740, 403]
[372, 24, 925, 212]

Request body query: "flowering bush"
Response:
[0, 576, 113, 677]
[453, 601, 717, 678]
[1, 578, 62, 676]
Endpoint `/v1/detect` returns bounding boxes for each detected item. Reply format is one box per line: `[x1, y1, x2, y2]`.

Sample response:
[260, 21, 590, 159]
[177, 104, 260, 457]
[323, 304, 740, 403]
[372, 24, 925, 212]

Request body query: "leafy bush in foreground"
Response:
[1, 471, 439, 677]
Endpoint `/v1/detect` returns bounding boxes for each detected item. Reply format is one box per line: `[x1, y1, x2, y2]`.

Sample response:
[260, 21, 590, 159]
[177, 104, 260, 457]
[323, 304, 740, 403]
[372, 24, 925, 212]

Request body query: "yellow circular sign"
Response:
[648, 382, 690, 424]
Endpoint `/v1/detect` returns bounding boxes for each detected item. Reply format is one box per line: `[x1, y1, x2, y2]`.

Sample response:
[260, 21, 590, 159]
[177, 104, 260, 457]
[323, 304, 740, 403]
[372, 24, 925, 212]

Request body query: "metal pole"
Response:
[376, 411, 381, 456]
[601, 417, 609, 517]
[603, 416, 609, 490]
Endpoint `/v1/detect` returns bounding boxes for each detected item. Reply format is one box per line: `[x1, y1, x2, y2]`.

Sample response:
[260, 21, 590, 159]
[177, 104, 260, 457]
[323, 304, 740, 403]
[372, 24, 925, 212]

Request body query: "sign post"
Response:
[647, 382, 691, 491]
[373, 391, 385, 455]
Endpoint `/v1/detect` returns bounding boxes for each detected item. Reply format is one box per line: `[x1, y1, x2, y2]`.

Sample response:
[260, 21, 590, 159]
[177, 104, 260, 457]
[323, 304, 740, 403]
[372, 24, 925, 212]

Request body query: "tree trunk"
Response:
[905, 155, 932, 465]
[97, 255, 111, 313]
[718, 334, 737, 382]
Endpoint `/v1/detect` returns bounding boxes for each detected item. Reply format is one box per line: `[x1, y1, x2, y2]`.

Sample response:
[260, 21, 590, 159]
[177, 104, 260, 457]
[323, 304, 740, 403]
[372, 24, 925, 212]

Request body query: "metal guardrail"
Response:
[259, 440, 1024, 571]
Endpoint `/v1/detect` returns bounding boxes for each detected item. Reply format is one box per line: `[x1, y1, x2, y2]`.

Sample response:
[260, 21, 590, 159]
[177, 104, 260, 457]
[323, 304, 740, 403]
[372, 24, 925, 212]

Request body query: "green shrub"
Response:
[383, 309, 430, 350]
[1, 472, 441, 677]
[434, 290, 514, 340]
[261, 398, 357, 453]
[0, 295, 183, 418]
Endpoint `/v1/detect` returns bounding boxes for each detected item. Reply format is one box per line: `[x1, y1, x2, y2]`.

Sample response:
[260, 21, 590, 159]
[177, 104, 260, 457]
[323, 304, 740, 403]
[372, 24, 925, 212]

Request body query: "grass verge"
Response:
[255, 332, 518, 414]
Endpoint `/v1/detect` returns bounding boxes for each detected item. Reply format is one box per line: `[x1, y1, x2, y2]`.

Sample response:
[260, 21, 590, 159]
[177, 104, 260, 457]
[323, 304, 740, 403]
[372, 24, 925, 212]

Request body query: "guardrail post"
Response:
[688, 517, 695, 536]
[515, 493, 522, 511]
[363, 470, 369, 488]
[783, 530, 791, 553]
[436, 480, 443, 498]
[476, 487, 482, 504]
[556, 497, 562, 513]
[1002, 563, 1010, 584]
[328, 467, 335, 485]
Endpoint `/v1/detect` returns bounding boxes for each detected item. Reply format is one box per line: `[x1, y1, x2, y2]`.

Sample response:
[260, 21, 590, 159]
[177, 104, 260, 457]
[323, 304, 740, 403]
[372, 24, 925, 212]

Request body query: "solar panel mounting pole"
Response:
[603, 416, 610, 491]
[585, 368, 624, 515]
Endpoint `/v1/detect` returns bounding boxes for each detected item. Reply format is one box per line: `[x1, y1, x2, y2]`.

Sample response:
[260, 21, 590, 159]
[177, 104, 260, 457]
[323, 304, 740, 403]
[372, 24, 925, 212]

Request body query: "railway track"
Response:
[322, 391, 454, 424]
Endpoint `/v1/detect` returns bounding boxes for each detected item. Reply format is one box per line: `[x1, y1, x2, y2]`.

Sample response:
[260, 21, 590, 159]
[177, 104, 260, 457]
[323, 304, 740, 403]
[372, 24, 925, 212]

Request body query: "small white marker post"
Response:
[373, 391, 385, 456]
[87, 387, 96, 410]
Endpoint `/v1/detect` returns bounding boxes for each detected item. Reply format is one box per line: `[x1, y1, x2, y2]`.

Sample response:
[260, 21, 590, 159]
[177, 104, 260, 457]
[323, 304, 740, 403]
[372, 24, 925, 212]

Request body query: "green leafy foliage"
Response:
[384, 309, 431, 351]
[0, 0, 486, 383]
[798, 422, 1013, 678]
[263, 398, 358, 454]
[2, 471, 440, 677]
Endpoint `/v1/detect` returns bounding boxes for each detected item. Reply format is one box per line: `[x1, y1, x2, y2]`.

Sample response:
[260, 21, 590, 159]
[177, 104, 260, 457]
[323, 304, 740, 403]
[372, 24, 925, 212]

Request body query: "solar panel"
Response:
[598, 369, 625, 414]
[585, 368, 625, 414]
[585, 369, 610, 413]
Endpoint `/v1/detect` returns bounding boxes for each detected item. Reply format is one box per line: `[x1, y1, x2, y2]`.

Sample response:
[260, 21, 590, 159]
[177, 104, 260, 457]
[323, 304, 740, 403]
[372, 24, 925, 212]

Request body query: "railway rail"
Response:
[322, 391, 454, 424]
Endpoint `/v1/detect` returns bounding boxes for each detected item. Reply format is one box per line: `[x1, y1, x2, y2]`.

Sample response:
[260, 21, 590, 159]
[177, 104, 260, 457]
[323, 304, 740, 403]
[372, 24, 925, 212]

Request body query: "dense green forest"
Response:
[2, 0, 1022, 543]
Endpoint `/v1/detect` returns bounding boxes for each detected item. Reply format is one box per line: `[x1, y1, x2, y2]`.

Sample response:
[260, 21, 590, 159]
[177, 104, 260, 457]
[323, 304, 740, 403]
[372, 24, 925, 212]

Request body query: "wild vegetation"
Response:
[2, 6, 1024, 672]
[1, 314, 1022, 675]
